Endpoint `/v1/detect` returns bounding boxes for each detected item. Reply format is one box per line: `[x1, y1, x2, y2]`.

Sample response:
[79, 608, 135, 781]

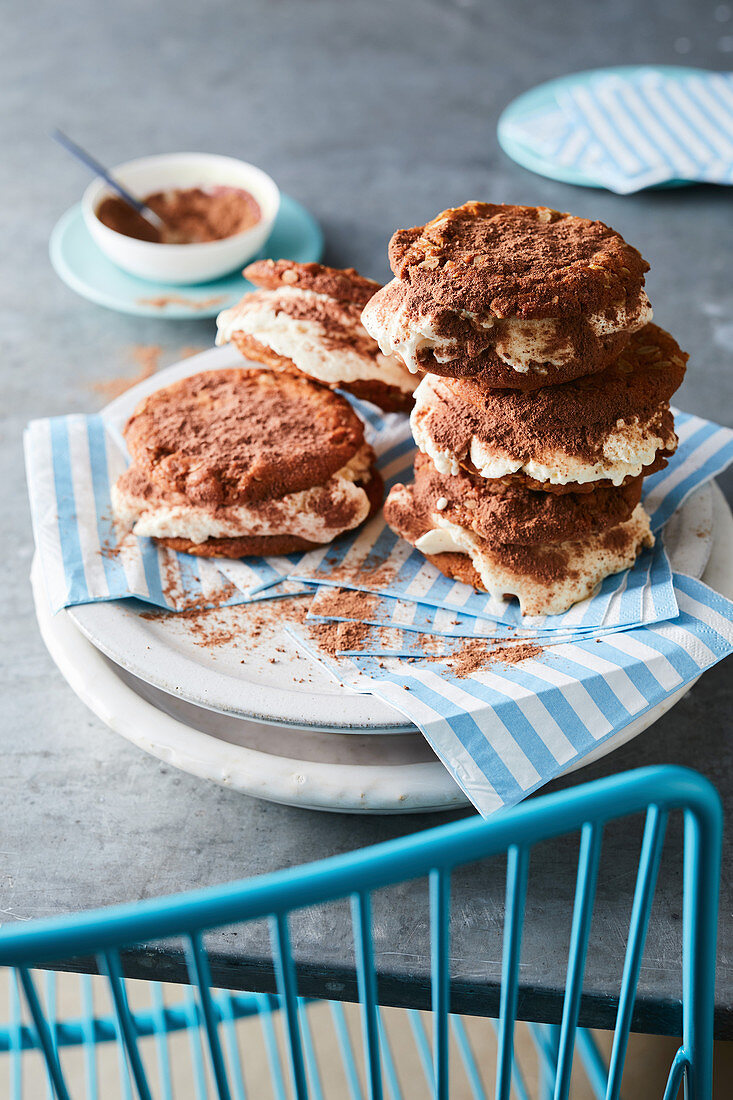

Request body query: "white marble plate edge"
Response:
[33, 558, 463, 814]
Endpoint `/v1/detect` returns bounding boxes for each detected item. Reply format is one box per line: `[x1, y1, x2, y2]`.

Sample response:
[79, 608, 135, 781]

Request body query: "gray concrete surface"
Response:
[1, 0, 732, 1035]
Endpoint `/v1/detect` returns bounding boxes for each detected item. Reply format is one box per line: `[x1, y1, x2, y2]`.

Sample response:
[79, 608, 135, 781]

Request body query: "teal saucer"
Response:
[49, 194, 324, 319]
[497, 65, 705, 190]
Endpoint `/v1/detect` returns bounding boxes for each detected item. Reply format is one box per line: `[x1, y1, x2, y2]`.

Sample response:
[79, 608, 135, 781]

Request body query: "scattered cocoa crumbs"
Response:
[312, 587, 379, 620]
[91, 345, 162, 400]
[137, 294, 227, 311]
[140, 587, 236, 622]
[91, 344, 208, 402]
[404, 636, 543, 678]
[307, 619, 372, 656]
[487, 642, 544, 666]
[446, 640, 543, 678]
[139, 592, 310, 650]
[419, 634, 449, 659]
[318, 559, 398, 589]
[99, 514, 140, 561]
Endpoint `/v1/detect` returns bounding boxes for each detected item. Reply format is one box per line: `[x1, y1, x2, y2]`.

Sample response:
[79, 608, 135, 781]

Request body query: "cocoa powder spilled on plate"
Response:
[136, 294, 227, 311]
[91, 345, 162, 401]
[307, 619, 373, 657]
[139, 592, 310, 650]
[91, 344, 207, 402]
[312, 587, 379, 620]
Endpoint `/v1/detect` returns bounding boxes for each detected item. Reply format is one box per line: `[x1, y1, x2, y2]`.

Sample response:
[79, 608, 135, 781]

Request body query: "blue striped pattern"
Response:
[24, 415, 307, 613]
[289, 573, 733, 816]
[503, 68, 733, 193]
[307, 583, 671, 646]
[644, 410, 733, 531]
[293, 410, 733, 634]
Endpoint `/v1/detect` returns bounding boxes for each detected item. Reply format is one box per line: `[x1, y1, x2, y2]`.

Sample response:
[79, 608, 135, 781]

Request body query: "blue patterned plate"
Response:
[497, 65, 707, 189]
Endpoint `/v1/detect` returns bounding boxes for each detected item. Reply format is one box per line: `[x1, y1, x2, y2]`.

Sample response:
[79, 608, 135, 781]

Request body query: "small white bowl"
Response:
[82, 152, 280, 285]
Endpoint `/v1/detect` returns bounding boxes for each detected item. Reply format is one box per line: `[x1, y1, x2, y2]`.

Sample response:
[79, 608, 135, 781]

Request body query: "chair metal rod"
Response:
[185, 933, 233, 1100]
[605, 805, 667, 1100]
[430, 867, 451, 1100]
[495, 844, 530, 1100]
[351, 891, 383, 1100]
[553, 822, 603, 1100]
[270, 912, 309, 1100]
[98, 951, 153, 1100]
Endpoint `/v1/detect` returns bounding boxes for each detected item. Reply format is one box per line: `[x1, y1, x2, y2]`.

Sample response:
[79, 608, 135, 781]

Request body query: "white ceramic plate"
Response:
[34, 559, 461, 813]
[32, 483, 733, 812]
[68, 345, 715, 732]
[72, 345, 412, 732]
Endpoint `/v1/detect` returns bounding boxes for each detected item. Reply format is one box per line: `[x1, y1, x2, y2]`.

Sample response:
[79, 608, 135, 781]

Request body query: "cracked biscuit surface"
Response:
[216, 261, 416, 411]
[114, 368, 382, 558]
[384, 477, 654, 616]
[410, 323, 687, 490]
[362, 202, 652, 387]
[408, 452, 644, 545]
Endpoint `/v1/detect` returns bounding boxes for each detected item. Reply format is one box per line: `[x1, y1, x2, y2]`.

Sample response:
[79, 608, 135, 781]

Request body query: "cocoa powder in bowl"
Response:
[96, 186, 261, 244]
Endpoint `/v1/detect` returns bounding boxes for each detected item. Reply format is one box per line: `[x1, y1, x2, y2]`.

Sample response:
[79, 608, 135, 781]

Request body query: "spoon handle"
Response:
[52, 130, 166, 231]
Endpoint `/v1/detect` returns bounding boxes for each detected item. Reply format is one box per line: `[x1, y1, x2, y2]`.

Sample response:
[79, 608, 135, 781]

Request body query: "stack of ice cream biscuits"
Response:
[365, 202, 688, 615]
[216, 259, 416, 412]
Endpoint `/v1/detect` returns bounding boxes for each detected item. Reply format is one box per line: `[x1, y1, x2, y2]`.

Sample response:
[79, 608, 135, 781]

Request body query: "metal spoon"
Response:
[52, 129, 170, 239]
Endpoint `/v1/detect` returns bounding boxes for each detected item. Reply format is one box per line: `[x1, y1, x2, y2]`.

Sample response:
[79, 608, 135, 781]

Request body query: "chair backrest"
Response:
[0, 765, 722, 1100]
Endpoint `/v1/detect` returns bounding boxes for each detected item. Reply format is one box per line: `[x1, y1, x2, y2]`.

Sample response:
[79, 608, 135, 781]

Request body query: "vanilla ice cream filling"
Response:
[363, 285, 652, 375]
[362, 299, 460, 374]
[112, 446, 374, 545]
[216, 288, 415, 393]
[411, 378, 674, 488]
[413, 504, 653, 616]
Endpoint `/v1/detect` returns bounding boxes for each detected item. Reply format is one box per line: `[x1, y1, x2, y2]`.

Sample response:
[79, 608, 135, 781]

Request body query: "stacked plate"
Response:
[33, 349, 731, 814]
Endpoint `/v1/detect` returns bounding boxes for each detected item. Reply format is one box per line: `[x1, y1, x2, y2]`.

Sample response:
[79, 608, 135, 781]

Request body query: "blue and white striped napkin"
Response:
[306, 582, 672, 647]
[501, 67, 733, 193]
[290, 573, 733, 815]
[24, 414, 309, 613]
[291, 411, 733, 634]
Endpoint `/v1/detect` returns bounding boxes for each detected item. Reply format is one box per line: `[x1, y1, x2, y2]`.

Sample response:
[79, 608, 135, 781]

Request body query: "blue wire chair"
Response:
[0, 765, 722, 1100]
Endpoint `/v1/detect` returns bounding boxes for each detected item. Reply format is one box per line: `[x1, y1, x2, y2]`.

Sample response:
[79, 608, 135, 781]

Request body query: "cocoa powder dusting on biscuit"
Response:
[372, 279, 635, 386]
[410, 452, 643, 546]
[242, 288, 384, 360]
[421, 324, 685, 468]
[388, 202, 648, 319]
[244, 260, 381, 307]
[231, 332, 413, 413]
[123, 368, 367, 506]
